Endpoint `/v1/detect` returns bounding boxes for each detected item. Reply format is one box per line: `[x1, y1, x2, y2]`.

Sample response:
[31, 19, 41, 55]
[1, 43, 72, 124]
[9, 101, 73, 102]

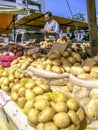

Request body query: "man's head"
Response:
[44, 11, 52, 22]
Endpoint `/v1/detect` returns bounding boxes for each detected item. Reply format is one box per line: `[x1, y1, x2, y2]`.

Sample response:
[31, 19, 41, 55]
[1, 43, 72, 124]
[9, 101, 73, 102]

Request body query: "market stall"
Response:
[0, 2, 98, 130]
[15, 12, 88, 32]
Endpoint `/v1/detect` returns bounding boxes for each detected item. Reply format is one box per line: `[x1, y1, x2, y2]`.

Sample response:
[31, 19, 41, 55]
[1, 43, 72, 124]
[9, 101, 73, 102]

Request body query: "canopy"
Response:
[15, 12, 88, 31]
[0, 6, 29, 37]
[0, 13, 16, 37]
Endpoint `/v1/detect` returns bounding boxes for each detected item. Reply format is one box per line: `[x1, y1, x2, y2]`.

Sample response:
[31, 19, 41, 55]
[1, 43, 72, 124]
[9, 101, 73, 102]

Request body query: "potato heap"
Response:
[10, 78, 51, 108]
[23, 90, 85, 130]
[39, 39, 55, 47]
[31, 48, 82, 74]
[0, 68, 30, 92]
[11, 49, 42, 71]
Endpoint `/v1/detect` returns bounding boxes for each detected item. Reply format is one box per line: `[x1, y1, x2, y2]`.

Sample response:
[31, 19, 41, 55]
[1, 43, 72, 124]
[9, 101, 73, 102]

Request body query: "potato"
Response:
[33, 87, 44, 95]
[71, 52, 81, 63]
[70, 66, 84, 76]
[91, 66, 98, 73]
[63, 51, 70, 58]
[76, 107, 85, 121]
[25, 89, 36, 100]
[25, 80, 35, 89]
[24, 100, 34, 114]
[86, 98, 98, 119]
[51, 65, 63, 74]
[12, 83, 24, 93]
[52, 91, 68, 102]
[67, 57, 76, 65]
[39, 83, 51, 92]
[18, 87, 26, 97]
[2, 77, 10, 86]
[90, 88, 98, 98]
[38, 107, 55, 123]
[50, 101, 68, 113]
[83, 65, 91, 73]
[27, 108, 39, 125]
[60, 124, 77, 130]
[20, 63, 28, 70]
[53, 112, 70, 128]
[68, 110, 80, 125]
[45, 64, 52, 71]
[45, 59, 53, 65]
[17, 97, 27, 108]
[14, 71, 21, 79]
[66, 98, 79, 111]
[63, 66, 71, 73]
[9, 74, 15, 82]
[35, 94, 50, 101]
[78, 73, 90, 79]
[10, 92, 19, 101]
[44, 122, 59, 130]
[53, 59, 62, 66]
[34, 99, 50, 110]
[89, 72, 98, 79]
[36, 123, 44, 130]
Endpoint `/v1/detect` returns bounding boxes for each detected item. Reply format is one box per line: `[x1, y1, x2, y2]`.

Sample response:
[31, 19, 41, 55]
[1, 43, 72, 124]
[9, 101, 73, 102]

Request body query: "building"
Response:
[0, 0, 45, 13]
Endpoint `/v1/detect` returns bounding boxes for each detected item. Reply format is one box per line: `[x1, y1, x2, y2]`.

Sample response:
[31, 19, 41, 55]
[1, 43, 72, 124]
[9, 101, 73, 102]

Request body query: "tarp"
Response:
[0, 13, 16, 37]
[15, 12, 88, 31]
[0, 6, 29, 37]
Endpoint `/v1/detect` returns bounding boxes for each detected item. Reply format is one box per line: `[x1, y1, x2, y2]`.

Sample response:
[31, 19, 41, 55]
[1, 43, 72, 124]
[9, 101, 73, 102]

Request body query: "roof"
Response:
[15, 12, 88, 31]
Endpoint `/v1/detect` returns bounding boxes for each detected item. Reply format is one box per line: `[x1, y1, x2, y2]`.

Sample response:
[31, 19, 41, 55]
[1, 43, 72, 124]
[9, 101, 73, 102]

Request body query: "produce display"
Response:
[0, 37, 97, 130]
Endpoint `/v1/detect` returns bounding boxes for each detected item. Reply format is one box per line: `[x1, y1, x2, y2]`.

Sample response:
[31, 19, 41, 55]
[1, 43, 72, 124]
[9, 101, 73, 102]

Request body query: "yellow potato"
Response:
[70, 66, 84, 76]
[53, 112, 70, 128]
[51, 65, 62, 74]
[10, 92, 19, 101]
[50, 101, 68, 113]
[60, 124, 77, 130]
[66, 98, 79, 111]
[38, 107, 55, 123]
[33, 87, 44, 95]
[17, 97, 27, 108]
[27, 108, 39, 125]
[36, 123, 44, 130]
[34, 99, 50, 110]
[24, 100, 34, 114]
[68, 110, 80, 125]
[76, 107, 85, 121]
[44, 122, 59, 130]
[25, 89, 36, 100]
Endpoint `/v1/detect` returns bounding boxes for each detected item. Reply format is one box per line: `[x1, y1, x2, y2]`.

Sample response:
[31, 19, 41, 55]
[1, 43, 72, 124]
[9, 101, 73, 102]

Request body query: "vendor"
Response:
[40, 11, 60, 40]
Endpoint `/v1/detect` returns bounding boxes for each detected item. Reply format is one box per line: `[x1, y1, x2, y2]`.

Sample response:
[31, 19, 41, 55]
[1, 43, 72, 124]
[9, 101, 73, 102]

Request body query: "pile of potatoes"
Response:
[0, 68, 31, 92]
[25, 90, 85, 130]
[39, 39, 55, 47]
[0, 67, 85, 130]
[11, 48, 82, 74]
[30, 48, 82, 74]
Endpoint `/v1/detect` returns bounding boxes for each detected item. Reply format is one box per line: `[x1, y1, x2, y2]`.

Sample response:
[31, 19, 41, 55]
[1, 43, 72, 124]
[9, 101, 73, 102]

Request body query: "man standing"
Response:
[41, 11, 60, 40]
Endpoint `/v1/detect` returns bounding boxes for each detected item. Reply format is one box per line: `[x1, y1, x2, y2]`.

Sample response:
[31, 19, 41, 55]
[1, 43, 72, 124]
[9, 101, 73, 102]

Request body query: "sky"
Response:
[45, 0, 98, 20]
